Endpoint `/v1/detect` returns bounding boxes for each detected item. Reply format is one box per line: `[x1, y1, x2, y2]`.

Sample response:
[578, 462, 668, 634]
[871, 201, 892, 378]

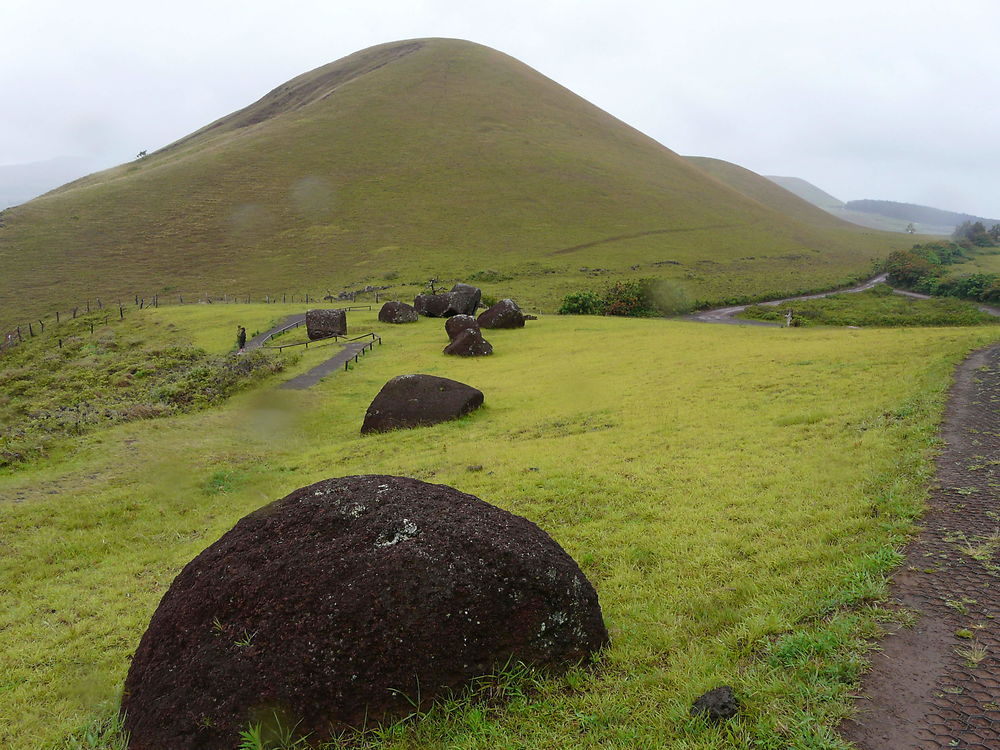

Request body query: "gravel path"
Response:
[840, 343, 1000, 749]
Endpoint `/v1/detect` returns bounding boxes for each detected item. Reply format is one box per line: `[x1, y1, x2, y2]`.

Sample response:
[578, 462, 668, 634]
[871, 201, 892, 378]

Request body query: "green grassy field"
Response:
[739, 285, 1000, 327]
[945, 247, 1000, 276]
[2, 304, 997, 748]
[0, 39, 912, 331]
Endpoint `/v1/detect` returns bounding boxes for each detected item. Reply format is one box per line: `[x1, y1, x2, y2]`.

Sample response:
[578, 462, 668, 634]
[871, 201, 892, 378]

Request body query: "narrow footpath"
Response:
[244, 313, 375, 390]
[684, 274, 889, 324]
[840, 344, 1000, 749]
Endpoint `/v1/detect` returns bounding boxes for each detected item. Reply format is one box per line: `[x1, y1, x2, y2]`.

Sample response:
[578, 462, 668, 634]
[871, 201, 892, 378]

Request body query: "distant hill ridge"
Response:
[765, 176, 953, 235]
[0, 38, 907, 328]
[845, 199, 1000, 230]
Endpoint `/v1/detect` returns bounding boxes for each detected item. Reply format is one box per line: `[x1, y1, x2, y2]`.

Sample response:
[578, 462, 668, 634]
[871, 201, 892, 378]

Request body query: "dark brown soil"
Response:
[840, 344, 1000, 749]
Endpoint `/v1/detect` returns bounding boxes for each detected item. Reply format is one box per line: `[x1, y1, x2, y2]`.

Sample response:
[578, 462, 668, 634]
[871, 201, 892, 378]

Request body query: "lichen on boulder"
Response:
[478, 298, 525, 329]
[378, 300, 419, 323]
[305, 308, 347, 339]
[444, 328, 493, 356]
[121, 475, 608, 750]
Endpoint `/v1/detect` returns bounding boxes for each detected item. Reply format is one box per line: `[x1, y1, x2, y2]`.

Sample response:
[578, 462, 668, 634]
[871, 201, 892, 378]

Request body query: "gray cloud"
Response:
[3, 0, 998, 216]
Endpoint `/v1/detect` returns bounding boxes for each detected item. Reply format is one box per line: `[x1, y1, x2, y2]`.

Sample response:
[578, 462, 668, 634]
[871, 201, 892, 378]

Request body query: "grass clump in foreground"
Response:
[740, 284, 999, 327]
[1, 304, 998, 748]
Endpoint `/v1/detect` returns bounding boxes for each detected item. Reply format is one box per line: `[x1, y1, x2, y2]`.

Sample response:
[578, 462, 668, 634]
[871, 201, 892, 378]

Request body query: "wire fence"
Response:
[0, 289, 384, 357]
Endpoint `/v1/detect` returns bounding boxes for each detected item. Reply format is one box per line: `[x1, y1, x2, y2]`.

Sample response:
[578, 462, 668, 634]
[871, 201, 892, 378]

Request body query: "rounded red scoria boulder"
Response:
[122, 475, 608, 750]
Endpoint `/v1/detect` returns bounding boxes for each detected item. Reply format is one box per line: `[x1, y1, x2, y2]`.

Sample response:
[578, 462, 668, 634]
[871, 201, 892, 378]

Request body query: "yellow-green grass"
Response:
[2, 305, 997, 748]
[945, 247, 1000, 276]
[0, 39, 912, 331]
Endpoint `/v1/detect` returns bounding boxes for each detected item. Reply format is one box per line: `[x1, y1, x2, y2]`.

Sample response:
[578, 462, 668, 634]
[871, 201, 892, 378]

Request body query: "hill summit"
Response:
[0, 38, 903, 325]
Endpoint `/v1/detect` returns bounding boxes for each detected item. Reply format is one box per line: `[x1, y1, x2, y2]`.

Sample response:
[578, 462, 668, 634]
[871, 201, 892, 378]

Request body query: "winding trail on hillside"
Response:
[684, 275, 1000, 325]
[684, 274, 890, 324]
[840, 343, 1000, 749]
[551, 224, 741, 255]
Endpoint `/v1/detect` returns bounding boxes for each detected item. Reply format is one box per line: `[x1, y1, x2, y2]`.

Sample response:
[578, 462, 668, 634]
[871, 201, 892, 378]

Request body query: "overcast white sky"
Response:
[4, 0, 999, 217]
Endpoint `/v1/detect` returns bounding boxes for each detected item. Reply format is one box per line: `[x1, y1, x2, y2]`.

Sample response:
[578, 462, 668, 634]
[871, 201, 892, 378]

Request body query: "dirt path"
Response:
[840, 343, 1000, 749]
[684, 274, 890, 324]
[551, 224, 740, 255]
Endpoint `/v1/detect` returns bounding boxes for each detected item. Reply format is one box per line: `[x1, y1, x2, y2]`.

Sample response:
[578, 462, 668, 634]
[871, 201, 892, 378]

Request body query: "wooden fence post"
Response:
[28, 322, 33, 337]
[56, 310, 60, 323]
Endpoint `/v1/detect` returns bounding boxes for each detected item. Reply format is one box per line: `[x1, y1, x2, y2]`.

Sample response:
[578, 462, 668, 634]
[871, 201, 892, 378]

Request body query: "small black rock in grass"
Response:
[121, 475, 609, 750]
[690, 686, 739, 721]
[361, 374, 484, 433]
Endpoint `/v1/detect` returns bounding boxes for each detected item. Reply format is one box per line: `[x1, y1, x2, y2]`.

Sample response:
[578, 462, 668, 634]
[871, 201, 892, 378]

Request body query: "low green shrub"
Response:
[558, 279, 691, 317]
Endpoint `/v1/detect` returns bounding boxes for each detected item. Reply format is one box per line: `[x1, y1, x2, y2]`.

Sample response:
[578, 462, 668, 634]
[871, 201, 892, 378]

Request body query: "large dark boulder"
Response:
[445, 314, 479, 341]
[378, 300, 419, 324]
[444, 328, 493, 357]
[121, 475, 608, 749]
[413, 293, 451, 318]
[478, 298, 525, 329]
[444, 283, 481, 317]
[361, 374, 483, 434]
[305, 308, 346, 339]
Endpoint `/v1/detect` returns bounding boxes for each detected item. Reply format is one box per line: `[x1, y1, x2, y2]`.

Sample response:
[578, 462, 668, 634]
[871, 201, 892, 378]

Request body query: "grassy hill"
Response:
[683, 157, 854, 230]
[765, 176, 954, 235]
[0, 39, 911, 330]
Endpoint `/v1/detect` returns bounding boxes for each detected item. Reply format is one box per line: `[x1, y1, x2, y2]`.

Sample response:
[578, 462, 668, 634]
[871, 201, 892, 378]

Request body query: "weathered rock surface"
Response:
[121, 475, 608, 750]
[444, 283, 482, 317]
[413, 293, 451, 318]
[305, 308, 346, 339]
[378, 300, 419, 324]
[690, 686, 739, 721]
[445, 314, 479, 341]
[478, 298, 525, 329]
[361, 374, 484, 434]
[443, 328, 493, 357]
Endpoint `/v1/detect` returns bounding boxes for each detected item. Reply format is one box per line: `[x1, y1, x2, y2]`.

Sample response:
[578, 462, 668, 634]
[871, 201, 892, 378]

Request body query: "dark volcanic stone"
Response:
[121, 475, 609, 750]
[444, 283, 482, 317]
[445, 314, 480, 341]
[690, 686, 739, 721]
[413, 293, 451, 317]
[305, 308, 346, 339]
[444, 328, 493, 357]
[361, 374, 484, 434]
[378, 300, 419, 324]
[478, 298, 525, 329]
